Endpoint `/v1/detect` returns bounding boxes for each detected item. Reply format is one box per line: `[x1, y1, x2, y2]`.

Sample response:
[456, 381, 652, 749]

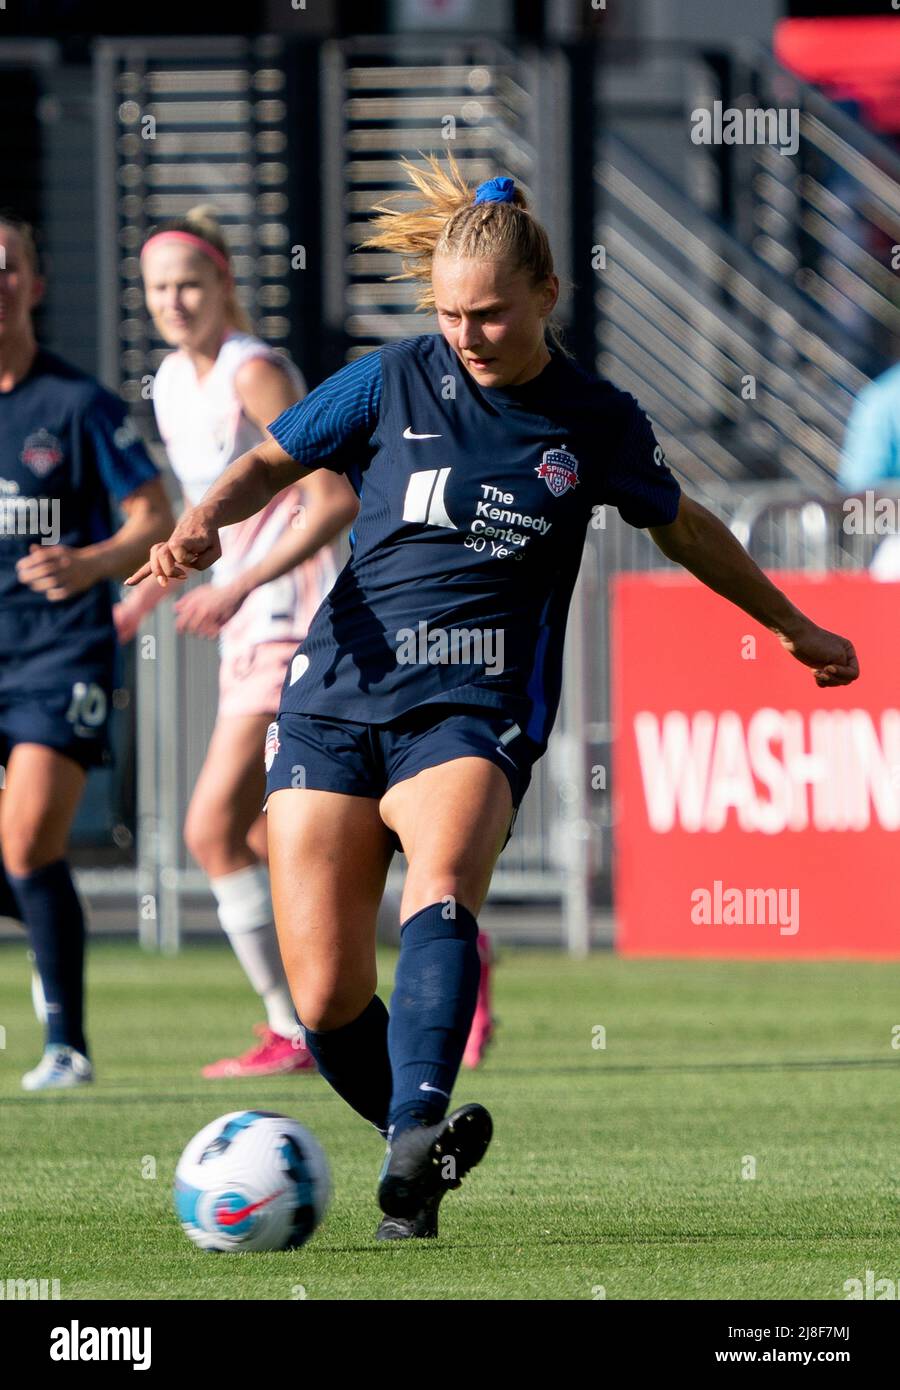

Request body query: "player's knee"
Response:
[184, 812, 240, 872]
[403, 871, 478, 921]
[245, 818, 268, 863]
[2, 831, 59, 878]
[296, 986, 373, 1033]
[296, 1001, 353, 1033]
[184, 832, 212, 873]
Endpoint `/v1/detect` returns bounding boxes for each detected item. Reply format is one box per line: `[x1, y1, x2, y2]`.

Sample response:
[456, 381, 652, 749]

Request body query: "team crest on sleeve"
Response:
[264, 721, 280, 772]
[21, 429, 64, 478]
[535, 448, 579, 497]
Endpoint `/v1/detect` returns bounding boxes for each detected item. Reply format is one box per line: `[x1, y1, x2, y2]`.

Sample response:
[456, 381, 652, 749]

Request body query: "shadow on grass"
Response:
[3, 1052, 898, 1113]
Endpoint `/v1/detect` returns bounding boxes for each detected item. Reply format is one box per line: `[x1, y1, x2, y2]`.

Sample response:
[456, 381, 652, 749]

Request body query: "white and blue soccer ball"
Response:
[174, 1110, 330, 1252]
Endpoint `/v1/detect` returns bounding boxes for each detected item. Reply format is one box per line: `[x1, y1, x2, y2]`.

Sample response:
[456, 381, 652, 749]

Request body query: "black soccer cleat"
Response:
[374, 1192, 441, 1241]
[377, 1102, 493, 1220]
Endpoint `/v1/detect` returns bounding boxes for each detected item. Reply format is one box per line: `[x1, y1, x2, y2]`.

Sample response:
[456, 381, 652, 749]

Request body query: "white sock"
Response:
[209, 865, 298, 1039]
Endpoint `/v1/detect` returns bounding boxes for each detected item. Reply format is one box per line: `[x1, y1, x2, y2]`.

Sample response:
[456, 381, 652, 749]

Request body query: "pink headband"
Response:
[140, 230, 231, 275]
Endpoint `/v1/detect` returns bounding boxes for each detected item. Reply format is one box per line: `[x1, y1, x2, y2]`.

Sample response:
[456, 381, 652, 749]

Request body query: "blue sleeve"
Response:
[839, 383, 897, 490]
[601, 391, 681, 528]
[266, 349, 382, 478]
[83, 387, 160, 502]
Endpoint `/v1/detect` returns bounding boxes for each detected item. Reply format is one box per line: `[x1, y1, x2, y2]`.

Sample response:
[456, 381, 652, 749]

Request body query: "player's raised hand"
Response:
[775, 617, 859, 687]
[125, 506, 222, 588]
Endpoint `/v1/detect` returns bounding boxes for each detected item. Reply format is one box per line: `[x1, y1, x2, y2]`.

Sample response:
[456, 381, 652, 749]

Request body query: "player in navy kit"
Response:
[0, 213, 174, 1090]
[129, 154, 858, 1238]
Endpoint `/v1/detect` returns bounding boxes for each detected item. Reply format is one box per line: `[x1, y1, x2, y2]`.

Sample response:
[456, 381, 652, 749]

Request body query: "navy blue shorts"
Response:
[262, 703, 539, 853]
[0, 681, 114, 772]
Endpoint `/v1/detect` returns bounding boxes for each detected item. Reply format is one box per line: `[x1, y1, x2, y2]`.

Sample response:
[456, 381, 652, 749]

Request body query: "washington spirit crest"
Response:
[21, 429, 64, 478]
[535, 447, 579, 497]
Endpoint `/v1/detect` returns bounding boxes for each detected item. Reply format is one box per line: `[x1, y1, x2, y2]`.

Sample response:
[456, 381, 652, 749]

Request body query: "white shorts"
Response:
[217, 641, 296, 720]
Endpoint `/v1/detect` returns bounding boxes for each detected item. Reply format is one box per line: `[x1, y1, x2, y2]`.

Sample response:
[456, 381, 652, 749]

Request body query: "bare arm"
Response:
[170, 469, 359, 639]
[127, 354, 341, 603]
[193, 435, 308, 531]
[200, 355, 317, 534]
[170, 357, 360, 638]
[124, 436, 306, 587]
[228, 471, 358, 601]
[113, 487, 193, 640]
[17, 476, 174, 602]
[647, 493, 859, 687]
[84, 475, 175, 579]
[227, 354, 358, 595]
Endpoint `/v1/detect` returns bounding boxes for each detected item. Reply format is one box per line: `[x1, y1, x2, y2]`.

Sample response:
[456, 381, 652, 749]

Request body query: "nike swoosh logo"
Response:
[494, 746, 517, 767]
[215, 1190, 284, 1226]
[403, 426, 442, 439]
[418, 1082, 449, 1096]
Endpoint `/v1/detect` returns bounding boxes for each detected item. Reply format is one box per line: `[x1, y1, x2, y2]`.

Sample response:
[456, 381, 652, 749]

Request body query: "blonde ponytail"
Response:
[359, 150, 568, 353]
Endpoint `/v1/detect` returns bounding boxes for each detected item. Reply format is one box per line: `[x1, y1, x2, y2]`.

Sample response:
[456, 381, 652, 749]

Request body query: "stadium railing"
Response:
[54, 34, 900, 950]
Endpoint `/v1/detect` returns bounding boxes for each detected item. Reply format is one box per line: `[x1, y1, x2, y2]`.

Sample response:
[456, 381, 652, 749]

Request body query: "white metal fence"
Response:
[59, 34, 900, 950]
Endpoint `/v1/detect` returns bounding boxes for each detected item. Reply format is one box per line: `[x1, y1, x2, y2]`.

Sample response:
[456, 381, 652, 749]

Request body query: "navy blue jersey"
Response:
[0, 348, 160, 696]
[267, 333, 680, 750]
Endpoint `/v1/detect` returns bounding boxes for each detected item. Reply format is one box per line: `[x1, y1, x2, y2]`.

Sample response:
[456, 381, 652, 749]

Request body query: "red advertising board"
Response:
[775, 18, 900, 133]
[612, 572, 899, 957]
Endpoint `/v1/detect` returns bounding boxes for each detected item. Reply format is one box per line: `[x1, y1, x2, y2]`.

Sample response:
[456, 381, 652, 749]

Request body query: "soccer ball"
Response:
[174, 1110, 330, 1252]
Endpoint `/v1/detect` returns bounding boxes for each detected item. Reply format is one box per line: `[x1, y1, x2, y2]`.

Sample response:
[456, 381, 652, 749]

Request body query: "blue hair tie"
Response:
[473, 177, 516, 205]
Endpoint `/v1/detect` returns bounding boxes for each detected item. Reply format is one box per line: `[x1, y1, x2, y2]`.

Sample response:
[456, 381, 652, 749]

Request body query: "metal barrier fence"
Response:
[85, 34, 576, 950]
[128, 476, 894, 956]
[45, 34, 900, 948]
[94, 35, 301, 411]
[594, 41, 900, 491]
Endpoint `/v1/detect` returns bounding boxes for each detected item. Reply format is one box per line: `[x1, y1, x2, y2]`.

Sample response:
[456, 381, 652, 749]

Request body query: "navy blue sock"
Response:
[8, 859, 87, 1055]
[0, 857, 22, 922]
[387, 901, 481, 1140]
[301, 994, 392, 1136]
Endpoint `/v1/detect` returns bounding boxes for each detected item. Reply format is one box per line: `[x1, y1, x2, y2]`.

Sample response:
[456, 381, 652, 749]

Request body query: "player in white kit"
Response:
[115, 207, 358, 1076]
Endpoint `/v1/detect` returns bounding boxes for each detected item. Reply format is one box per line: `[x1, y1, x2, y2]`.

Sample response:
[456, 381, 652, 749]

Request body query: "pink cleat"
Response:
[462, 931, 497, 1069]
[201, 1024, 318, 1079]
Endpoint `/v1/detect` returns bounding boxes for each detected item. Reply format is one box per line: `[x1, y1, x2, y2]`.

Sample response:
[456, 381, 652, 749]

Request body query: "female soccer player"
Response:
[0, 212, 174, 1090]
[128, 155, 859, 1238]
[116, 207, 358, 1077]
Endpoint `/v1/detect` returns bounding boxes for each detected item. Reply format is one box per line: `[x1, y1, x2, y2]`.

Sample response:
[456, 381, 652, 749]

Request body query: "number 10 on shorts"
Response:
[65, 681, 108, 730]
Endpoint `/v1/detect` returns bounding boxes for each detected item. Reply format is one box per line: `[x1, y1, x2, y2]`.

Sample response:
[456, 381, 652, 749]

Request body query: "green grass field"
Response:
[1, 938, 898, 1301]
